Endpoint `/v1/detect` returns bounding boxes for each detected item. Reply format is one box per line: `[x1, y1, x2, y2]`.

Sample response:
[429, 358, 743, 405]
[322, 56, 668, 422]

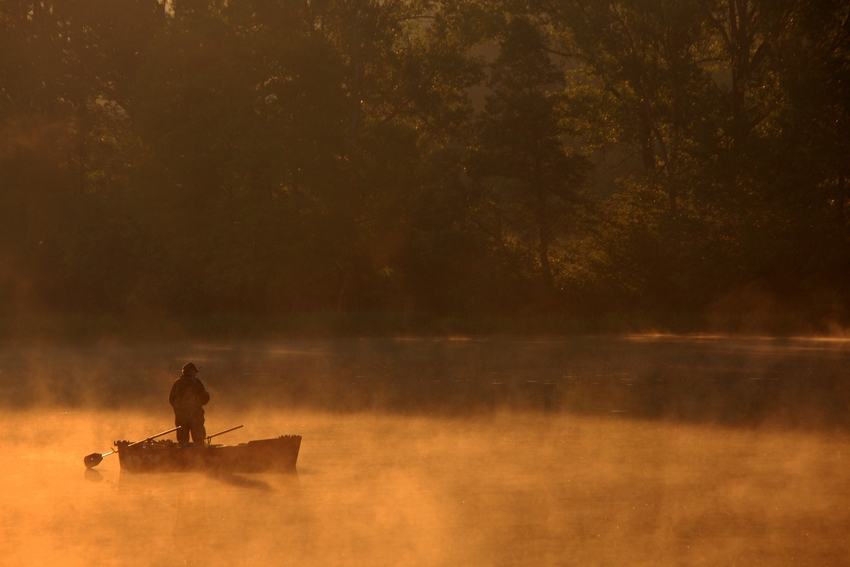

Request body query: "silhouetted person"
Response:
[169, 362, 210, 447]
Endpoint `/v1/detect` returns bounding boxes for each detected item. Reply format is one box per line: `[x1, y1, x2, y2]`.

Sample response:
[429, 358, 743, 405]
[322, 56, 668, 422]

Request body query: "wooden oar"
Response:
[83, 426, 181, 469]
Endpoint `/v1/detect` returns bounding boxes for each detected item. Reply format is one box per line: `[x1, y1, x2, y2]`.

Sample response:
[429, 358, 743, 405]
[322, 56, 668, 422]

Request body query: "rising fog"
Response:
[2, 407, 849, 566]
[1, 337, 850, 566]
[2, 336, 850, 427]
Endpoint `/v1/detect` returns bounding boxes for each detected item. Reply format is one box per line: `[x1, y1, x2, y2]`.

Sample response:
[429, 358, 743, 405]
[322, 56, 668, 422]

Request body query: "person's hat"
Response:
[182, 362, 199, 373]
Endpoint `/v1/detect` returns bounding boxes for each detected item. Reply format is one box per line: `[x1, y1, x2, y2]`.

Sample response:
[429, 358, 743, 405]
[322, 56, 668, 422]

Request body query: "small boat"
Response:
[84, 424, 301, 473]
[115, 435, 302, 473]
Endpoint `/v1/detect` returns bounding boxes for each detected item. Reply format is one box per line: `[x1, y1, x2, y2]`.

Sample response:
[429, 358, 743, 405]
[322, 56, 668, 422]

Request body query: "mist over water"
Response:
[3, 336, 850, 426]
[2, 337, 850, 565]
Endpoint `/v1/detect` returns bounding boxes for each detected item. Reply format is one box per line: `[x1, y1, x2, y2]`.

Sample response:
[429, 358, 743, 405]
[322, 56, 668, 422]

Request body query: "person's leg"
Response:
[175, 418, 190, 445]
[190, 420, 207, 446]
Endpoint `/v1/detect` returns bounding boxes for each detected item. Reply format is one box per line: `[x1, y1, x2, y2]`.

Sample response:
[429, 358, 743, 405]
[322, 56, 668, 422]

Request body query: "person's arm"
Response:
[196, 379, 210, 406]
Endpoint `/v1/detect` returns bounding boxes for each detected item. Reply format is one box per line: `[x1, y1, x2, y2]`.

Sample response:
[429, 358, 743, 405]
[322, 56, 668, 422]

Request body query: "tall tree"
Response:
[467, 13, 590, 303]
[0, 0, 164, 313]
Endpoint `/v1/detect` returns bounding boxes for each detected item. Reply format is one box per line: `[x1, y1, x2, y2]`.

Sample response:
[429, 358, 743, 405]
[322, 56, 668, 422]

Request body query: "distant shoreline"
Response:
[0, 310, 843, 342]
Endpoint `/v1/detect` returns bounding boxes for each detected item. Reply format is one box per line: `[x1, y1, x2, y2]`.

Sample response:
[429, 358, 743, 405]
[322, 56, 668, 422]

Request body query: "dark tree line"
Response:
[1, 0, 849, 329]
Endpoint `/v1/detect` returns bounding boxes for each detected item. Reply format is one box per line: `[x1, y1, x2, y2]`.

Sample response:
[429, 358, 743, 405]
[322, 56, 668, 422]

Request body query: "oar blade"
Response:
[84, 453, 104, 469]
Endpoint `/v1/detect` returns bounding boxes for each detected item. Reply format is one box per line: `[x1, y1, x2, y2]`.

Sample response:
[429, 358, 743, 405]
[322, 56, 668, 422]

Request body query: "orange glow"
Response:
[1, 409, 849, 566]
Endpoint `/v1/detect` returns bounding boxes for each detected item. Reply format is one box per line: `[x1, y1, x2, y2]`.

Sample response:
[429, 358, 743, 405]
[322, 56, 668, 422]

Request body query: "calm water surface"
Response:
[1, 336, 849, 566]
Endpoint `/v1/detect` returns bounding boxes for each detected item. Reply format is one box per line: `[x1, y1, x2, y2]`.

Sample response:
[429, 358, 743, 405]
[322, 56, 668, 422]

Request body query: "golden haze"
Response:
[0, 409, 847, 566]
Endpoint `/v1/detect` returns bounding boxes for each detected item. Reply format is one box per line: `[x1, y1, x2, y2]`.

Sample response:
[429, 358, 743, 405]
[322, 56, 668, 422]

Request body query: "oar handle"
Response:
[206, 424, 243, 442]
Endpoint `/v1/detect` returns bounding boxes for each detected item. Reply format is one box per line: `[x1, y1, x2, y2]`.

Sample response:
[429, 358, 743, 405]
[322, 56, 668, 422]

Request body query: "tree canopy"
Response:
[1, 0, 848, 332]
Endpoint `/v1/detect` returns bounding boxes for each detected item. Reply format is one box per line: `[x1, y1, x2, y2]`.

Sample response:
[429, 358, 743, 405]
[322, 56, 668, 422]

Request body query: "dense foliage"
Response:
[1, 0, 848, 331]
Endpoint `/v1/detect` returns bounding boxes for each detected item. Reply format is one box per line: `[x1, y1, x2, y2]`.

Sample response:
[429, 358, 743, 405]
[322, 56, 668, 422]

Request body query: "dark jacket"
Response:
[169, 374, 210, 419]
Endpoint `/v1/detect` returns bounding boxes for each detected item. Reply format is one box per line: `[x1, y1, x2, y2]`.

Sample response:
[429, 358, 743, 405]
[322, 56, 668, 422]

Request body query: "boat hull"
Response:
[116, 435, 301, 473]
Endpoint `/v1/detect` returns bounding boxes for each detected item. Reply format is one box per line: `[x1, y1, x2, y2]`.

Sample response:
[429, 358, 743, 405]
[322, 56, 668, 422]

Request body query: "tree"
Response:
[467, 12, 591, 304]
[0, 0, 164, 313]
